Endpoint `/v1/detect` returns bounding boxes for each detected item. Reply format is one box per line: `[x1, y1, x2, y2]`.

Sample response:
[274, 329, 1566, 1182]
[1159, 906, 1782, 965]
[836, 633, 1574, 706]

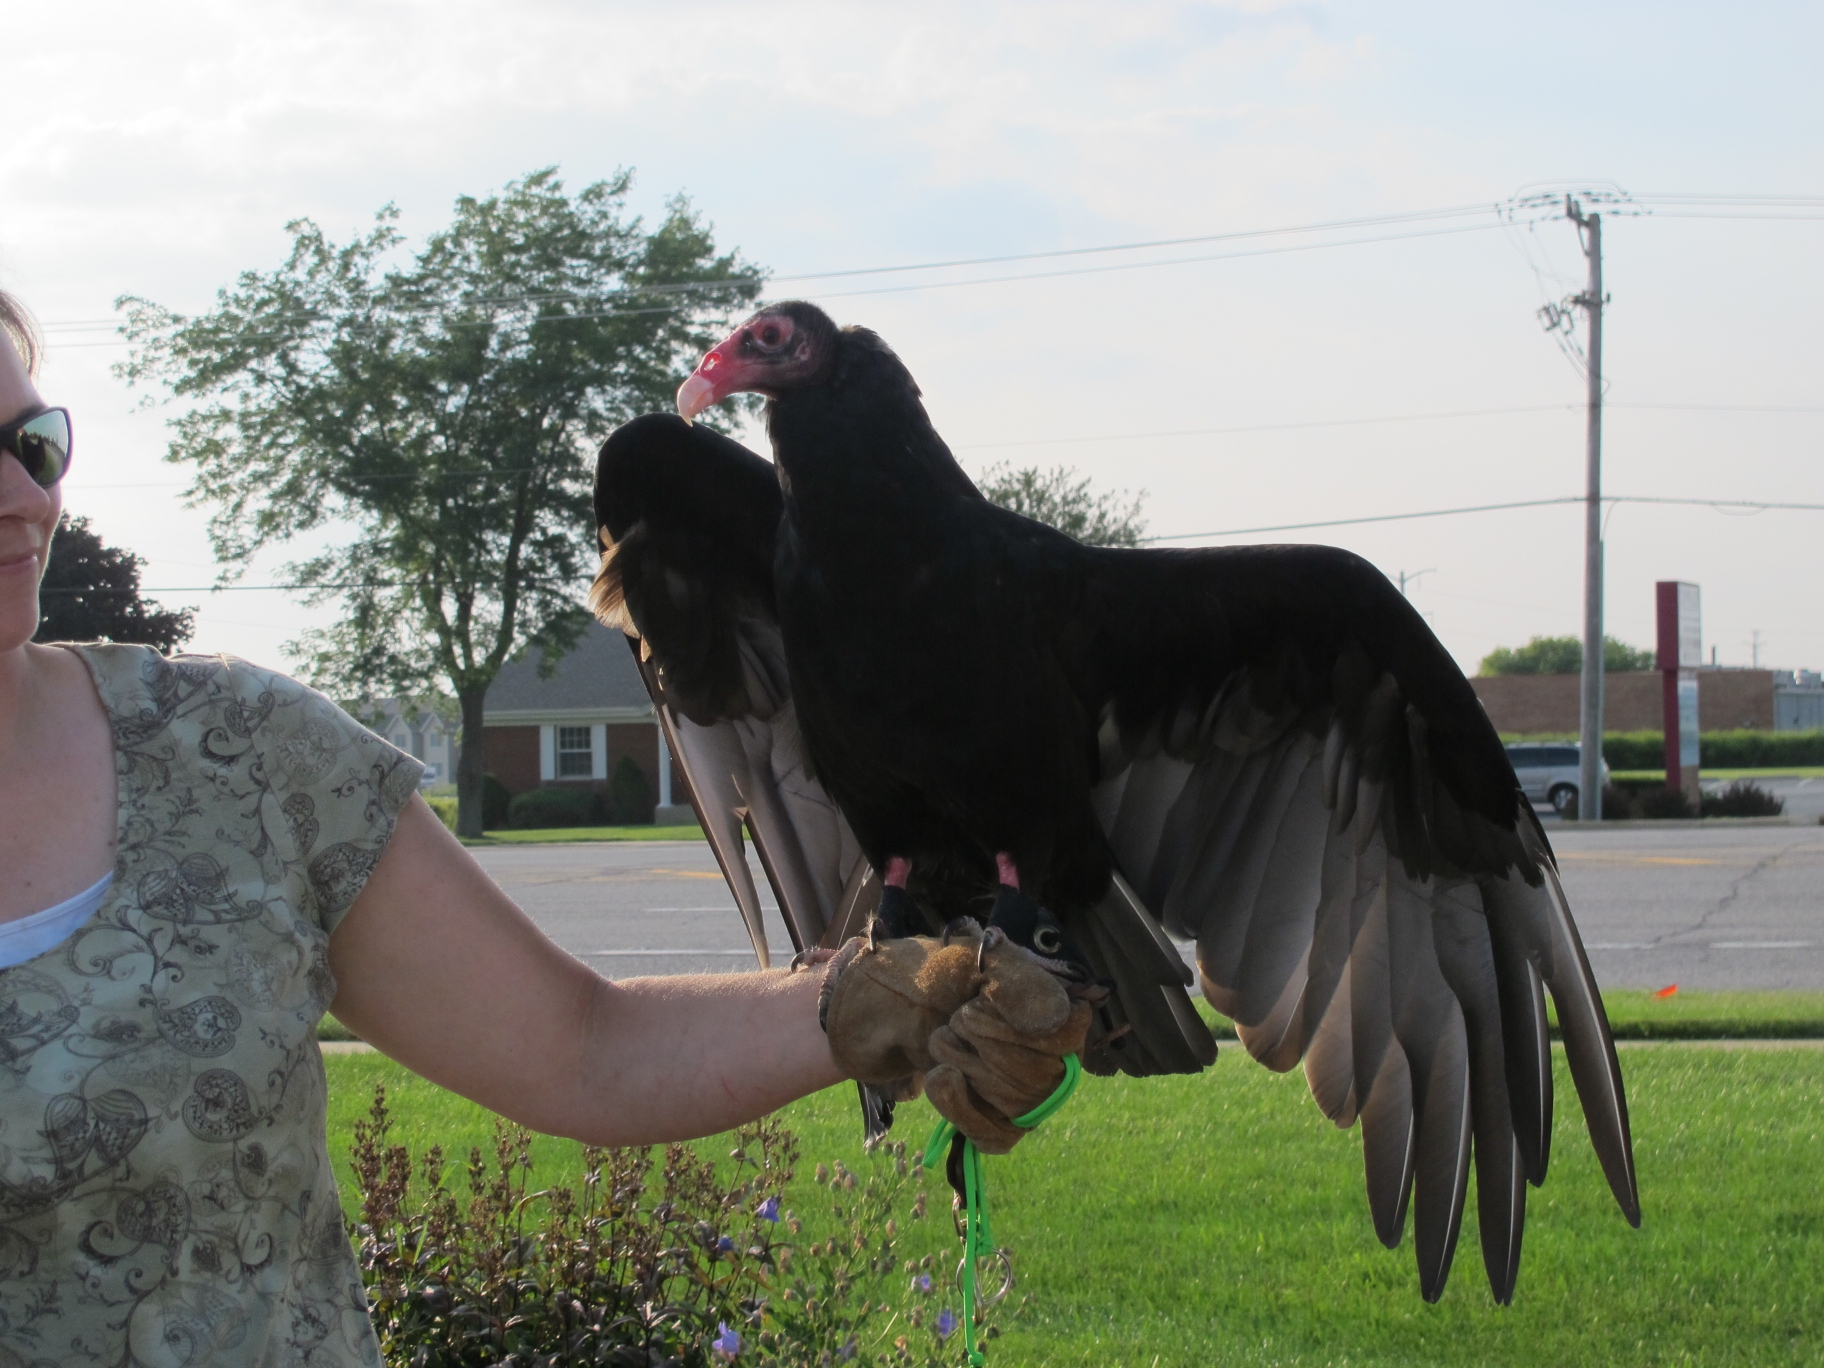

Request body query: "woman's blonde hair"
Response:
[0, 288, 41, 377]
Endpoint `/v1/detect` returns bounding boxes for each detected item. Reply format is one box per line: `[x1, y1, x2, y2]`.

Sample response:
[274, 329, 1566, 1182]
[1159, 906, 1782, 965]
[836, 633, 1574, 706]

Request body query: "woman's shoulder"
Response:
[69, 643, 325, 722]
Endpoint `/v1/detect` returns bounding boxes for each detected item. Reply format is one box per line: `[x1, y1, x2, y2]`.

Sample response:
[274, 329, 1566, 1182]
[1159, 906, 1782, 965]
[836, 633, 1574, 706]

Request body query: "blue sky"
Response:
[7, 0, 1820, 676]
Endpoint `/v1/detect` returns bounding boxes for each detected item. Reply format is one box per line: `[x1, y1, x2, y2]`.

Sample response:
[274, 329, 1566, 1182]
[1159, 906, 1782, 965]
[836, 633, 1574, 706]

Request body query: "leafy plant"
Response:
[35, 513, 195, 651]
[976, 463, 1147, 547]
[120, 168, 763, 837]
[508, 785, 600, 829]
[605, 755, 655, 825]
[1477, 635, 1655, 676]
[1634, 785, 1695, 820]
[346, 1084, 1006, 1366]
[1701, 780, 1785, 818]
[482, 774, 513, 830]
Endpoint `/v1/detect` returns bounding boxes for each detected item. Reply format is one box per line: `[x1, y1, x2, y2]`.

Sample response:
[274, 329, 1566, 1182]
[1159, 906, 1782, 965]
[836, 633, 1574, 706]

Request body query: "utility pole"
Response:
[1398, 568, 1435, 597]
[1568, 196, 1605, 821]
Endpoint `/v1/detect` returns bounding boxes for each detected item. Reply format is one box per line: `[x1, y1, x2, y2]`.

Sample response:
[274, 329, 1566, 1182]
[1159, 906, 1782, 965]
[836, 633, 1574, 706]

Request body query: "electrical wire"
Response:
[1140, 494, 1824, 543]
[35, 188, 1821, 342]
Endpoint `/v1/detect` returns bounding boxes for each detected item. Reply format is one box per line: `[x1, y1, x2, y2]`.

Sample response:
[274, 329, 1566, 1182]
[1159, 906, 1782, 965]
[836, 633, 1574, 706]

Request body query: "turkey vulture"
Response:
[590, 300, 1638, 1304]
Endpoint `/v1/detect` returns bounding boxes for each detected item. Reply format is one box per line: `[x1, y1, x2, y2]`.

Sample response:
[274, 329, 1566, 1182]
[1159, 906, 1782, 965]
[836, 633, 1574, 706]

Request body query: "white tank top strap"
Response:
[0, 871, 113, 970]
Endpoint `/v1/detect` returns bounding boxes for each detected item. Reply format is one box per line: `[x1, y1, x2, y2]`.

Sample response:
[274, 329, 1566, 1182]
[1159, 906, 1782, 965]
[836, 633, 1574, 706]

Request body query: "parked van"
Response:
[1504, 743, 1610, 814]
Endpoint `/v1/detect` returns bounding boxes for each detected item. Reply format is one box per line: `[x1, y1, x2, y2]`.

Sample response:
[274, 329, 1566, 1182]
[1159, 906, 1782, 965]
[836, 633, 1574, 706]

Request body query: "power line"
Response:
[36, 189, 1821, 343]
[1139, 493, 1824, 543]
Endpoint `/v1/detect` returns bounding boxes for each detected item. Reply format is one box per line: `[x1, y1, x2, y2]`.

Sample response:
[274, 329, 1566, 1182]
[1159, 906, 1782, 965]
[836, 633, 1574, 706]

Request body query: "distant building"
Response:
[480, 620, 689, 820]
[349, 698, 456, 784]
[1472, 667, 1820, 734]
[1775, 670, 1824, 731]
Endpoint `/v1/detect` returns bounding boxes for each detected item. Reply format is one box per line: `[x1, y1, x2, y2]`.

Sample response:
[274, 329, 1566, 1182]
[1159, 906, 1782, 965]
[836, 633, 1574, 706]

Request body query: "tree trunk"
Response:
[456, 685, 489, 839]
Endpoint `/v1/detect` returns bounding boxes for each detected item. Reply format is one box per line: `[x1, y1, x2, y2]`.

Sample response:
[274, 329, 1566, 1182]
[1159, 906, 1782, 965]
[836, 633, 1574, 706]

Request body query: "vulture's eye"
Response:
[1033, 925, 1063, 955]
[757, 323, 784, 347]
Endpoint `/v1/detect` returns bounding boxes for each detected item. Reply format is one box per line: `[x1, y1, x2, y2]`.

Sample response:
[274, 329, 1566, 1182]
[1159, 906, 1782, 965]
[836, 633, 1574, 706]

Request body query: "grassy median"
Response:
[325, 1042, 1821, 1366]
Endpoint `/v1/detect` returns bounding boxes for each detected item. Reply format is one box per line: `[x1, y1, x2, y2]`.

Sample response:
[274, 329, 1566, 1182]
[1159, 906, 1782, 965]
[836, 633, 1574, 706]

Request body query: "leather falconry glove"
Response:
[925, 927, 1093, 1154]
[819, 920, 1091, 1154]
[818, 925, 984, 1101]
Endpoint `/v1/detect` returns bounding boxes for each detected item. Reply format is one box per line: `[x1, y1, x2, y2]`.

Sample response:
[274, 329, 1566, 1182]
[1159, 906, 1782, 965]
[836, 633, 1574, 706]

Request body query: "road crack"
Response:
[1644, 835, 1814, 947]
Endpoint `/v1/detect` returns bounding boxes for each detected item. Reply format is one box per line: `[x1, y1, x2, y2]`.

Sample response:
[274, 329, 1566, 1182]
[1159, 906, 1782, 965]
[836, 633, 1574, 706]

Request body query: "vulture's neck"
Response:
[765, 344, 981, 552]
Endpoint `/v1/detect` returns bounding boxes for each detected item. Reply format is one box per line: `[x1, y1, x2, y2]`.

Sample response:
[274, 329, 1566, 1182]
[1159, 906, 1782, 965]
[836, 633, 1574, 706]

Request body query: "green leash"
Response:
[922, 1054, 1083, 1367]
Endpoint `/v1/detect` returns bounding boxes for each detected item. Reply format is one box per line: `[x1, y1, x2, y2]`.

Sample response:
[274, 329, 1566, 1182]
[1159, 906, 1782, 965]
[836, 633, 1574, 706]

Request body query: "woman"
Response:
[0, 291, 849, 1366]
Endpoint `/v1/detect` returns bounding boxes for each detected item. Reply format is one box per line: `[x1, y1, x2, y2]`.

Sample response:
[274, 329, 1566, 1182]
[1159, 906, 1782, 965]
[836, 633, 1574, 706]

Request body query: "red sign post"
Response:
[1655, 582, 1701, 804]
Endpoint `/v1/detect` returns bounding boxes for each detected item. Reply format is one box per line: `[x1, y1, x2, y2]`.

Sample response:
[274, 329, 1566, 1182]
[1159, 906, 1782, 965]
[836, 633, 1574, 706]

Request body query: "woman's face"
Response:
[0, 334, 59, 656]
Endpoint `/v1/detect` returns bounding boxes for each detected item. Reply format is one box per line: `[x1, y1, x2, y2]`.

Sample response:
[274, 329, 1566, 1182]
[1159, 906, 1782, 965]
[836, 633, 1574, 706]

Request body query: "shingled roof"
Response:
[484, 620, 653, 720]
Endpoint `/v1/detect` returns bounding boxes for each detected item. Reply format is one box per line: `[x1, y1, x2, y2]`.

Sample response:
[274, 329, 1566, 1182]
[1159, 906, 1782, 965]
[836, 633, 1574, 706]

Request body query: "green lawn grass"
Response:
[1586, 988, 1824, 1040]
[460, 823, 705, 845]
[325, 1045, 1823, 1366]
[1200, 989, 1824, 1043]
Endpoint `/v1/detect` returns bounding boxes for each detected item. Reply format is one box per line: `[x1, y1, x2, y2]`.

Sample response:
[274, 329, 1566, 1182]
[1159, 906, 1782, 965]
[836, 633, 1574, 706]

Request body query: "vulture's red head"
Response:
[676, 302, 838, 421]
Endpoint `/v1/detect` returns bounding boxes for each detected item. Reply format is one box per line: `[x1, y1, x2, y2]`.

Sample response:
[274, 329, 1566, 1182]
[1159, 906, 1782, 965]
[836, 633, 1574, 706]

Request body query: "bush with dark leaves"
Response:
[1701, 781, 1785, 818]
[508, 785, 600, 829]
[1634, 785, 1696, 820]
[347, 1084, 1008, 1367]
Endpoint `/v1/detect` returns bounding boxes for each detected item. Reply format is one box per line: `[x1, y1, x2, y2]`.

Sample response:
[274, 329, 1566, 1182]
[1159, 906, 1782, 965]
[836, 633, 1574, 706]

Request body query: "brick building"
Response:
[1471, 668, 1781, 734]
[482, 620, 687, 818]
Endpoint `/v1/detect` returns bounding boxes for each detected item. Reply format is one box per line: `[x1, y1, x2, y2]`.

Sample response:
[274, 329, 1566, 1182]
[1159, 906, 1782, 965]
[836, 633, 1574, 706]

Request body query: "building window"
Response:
[556, 726, 593, 778]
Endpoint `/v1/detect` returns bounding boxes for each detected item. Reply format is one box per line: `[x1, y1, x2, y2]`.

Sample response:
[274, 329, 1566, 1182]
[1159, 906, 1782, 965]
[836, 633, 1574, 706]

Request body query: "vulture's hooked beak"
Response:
[676, 332, 741, 423]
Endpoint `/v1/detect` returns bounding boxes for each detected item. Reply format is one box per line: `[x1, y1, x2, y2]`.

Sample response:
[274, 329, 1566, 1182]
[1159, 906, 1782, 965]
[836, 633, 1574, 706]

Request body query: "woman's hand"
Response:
[326, 795, 843, 1145]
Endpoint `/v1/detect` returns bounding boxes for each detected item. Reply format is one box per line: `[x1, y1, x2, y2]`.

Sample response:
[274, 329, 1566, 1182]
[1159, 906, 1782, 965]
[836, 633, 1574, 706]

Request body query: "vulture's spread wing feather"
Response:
[1068, 541, 1638, 1302]
[592, 415, 877, 964]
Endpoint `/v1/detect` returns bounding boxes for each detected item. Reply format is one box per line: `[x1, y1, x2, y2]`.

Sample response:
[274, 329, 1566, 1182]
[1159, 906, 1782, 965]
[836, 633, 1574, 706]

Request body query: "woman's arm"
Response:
[326, 794, 844, 1145]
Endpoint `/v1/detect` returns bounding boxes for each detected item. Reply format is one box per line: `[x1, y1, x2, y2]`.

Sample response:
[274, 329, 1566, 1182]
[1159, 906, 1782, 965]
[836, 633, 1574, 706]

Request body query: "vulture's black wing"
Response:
[591, 415, 879, 964]
[1060, 541, 1638, 1304]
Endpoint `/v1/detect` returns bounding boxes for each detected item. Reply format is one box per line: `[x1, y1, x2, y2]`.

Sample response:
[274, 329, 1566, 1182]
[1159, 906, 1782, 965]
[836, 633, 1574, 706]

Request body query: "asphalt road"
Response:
[474, 821, 1824, 993]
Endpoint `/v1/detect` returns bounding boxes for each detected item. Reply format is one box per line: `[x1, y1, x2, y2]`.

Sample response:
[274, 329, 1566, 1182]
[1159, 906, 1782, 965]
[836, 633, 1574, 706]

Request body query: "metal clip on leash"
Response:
[922, 1054, 1083, 1367]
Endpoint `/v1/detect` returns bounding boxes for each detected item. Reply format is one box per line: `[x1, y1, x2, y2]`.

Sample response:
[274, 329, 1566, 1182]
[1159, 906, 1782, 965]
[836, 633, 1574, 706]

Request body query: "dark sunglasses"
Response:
[0, 406, 73, 488]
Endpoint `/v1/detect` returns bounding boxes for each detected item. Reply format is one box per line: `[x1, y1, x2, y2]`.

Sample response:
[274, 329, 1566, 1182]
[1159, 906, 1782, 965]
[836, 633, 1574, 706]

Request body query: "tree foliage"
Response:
[35, 515, 195, 651]
[976, 462, 1148, 547]
[1477, 634, 1657, 676]
[118, 168, 762, 834]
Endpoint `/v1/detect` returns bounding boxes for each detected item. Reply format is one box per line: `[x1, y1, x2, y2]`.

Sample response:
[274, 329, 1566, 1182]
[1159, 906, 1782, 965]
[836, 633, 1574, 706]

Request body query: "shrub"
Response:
[1595, 731, 1824, 771]
[347, 1084, 1001, 1367]
[605, 754, 654, 825]
[482, 773, 512, 830]
[508, 784, 600, 829]
[1560, 784, 1642, 820]
[1634, 785, 1696, 820]
[1700, 729, 1824, 768]
[1701, 781, 1785, 818]
[423, 794, 458, 831]
[1601, 731, 1667, 771]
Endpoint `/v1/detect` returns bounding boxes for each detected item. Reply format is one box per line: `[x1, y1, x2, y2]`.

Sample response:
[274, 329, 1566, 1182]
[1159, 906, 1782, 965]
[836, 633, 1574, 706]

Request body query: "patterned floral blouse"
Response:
[0, 645, 421, 1368]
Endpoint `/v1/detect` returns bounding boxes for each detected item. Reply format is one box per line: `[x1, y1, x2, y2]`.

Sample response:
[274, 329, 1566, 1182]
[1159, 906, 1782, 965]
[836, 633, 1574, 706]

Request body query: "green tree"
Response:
[119, 168, 762, 835]
[977, 462, 1148, 546]
[1477, 634, 1657, 677]
[36, 514, 195, 652]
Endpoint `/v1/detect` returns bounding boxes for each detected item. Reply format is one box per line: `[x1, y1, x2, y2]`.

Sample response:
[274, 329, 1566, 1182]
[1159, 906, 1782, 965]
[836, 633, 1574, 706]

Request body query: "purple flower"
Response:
[935, 1309, 958, 1341]
[913, 1272, 933, 1294]
[712, 1322, 741, 1359]
[716, 1235, 735, 1254]
[756, 1196, 780, 1223]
